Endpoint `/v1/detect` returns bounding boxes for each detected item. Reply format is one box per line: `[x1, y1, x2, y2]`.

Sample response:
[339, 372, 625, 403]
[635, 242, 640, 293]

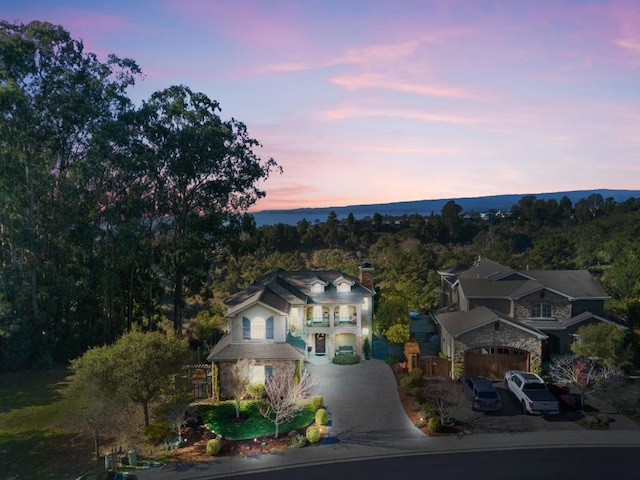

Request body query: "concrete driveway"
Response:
[456, 381, 584, 434]
[305, 359, 426, 446]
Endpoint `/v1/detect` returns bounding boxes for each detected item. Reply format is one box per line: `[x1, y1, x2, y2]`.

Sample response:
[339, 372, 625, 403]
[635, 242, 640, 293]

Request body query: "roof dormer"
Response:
[308, 276, 329, 293]
[333, 275, 355, 292]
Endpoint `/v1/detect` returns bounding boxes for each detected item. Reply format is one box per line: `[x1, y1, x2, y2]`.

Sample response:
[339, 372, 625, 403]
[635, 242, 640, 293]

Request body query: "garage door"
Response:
[465, 347, 529, 379]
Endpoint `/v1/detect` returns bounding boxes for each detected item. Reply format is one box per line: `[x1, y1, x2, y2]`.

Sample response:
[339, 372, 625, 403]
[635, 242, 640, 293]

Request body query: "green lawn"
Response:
[0, 367, 99, 480]
[199, 400, 315, 440]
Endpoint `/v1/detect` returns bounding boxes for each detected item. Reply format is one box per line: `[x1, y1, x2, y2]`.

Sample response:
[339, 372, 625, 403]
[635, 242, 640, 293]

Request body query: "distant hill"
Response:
[251, 189, 640, 226]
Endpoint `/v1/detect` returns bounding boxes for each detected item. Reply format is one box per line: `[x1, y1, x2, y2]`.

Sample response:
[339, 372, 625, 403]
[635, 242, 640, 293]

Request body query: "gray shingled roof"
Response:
[523, 270, 609, 299]
[450, 258, 609, 301]
[224, 269, 374, 317]
[456, 258, 520, 280]
[525, 311, 627, 330]
[457, 278, 540, 298]
[207, 339, 306, 362]
[435, 306, 547, 339]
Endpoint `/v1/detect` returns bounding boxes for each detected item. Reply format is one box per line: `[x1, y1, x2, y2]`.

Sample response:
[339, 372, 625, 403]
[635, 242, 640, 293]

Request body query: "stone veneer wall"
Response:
[513, 290, 572, 322]
[217, 359, 295, 399]
[453, 322, 542, 370]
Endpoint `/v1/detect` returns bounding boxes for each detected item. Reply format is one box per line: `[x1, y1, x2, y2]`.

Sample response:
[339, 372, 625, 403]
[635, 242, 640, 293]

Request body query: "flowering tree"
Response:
[229, 359, 256, 418]
[423, 378, 466, 424]
[550, 355, 625, 408]
[259, 369, 315, 438]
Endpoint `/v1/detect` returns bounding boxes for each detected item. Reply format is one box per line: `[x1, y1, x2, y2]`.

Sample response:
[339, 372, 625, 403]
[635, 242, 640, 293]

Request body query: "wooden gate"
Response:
[464, 347, 529, 379]
[417, 356, 451, 377]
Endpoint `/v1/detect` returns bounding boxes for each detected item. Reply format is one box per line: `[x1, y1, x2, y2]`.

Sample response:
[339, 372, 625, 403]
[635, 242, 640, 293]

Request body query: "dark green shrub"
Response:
[306, 426, 321, 443]
[247, 382, 265, 399]
[144, 422, 171, 444]
[399, 374, 422, 390]
[315, 408, 329, 426]
[206, 438, 221, 456]
[290, 434, 307, 448]
[420, 402, 439, 419]
[332, 354, 361, 365]
[413, 388, 427, 404]
[428, 417, 442, 433]
[399, 375, 414, 389]
[409, 368, 423, 380]
[310, 396, 324, 411]
[385, 355, 401, 365]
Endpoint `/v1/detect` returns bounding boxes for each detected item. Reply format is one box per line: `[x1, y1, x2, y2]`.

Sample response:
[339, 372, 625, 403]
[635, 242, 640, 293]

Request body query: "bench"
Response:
[336, 345, 354, 355]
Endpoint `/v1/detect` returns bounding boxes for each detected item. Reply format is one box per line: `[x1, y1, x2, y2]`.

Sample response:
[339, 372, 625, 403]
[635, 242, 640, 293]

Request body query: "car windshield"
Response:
[478, 391, 498, 399]
[523, 383, 546, 390]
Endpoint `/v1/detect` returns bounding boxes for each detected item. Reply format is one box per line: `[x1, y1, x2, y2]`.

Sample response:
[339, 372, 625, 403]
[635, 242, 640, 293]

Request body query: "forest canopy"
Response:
[1, 21, 640, 371]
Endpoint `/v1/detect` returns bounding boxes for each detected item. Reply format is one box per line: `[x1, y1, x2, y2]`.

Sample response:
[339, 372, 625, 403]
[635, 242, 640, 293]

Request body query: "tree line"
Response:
[0, 21, 279, 369]
[2, 22, 640, 372]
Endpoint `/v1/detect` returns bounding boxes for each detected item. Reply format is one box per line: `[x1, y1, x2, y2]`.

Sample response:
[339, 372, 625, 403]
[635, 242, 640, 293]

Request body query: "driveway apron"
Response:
[306, 359, 425, 446]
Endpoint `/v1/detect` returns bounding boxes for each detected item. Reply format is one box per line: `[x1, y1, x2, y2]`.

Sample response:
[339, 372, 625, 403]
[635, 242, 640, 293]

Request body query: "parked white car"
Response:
[504, 370, 559, 415]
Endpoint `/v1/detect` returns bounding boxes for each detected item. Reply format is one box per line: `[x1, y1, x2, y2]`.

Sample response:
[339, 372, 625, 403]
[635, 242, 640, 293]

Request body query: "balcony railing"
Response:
[306, 318, 330, 327]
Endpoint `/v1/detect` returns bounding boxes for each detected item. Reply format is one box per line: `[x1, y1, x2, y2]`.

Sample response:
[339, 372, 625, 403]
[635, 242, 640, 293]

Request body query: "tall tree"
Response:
[0, 21, 141, 364]
[135, 85, 280, 333]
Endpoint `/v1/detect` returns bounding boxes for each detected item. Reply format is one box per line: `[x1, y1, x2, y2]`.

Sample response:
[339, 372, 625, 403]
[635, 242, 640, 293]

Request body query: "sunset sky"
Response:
[4, 0, 640, 212]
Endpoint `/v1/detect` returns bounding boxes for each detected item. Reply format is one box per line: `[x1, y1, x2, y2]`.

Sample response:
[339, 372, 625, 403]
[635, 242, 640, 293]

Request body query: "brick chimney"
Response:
[359, 262, 374, 290]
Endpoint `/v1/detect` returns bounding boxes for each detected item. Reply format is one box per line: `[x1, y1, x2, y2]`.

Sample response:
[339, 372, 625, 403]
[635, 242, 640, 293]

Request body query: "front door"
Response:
[315, 334, 326, 355]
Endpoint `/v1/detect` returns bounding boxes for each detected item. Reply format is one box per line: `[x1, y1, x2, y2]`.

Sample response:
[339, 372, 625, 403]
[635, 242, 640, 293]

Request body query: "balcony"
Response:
[306, 318, 330, 327]
[335, 316, 358, 328]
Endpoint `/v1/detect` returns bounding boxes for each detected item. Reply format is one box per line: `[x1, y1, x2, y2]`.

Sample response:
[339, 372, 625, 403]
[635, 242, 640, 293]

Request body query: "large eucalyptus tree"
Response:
[0, 21, 141, 365]
[133, 85, 280, 333]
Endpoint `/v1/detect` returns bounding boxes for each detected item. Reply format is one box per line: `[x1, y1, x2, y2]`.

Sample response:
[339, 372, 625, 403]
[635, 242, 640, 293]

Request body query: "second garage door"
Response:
[465, 347, 529, 379]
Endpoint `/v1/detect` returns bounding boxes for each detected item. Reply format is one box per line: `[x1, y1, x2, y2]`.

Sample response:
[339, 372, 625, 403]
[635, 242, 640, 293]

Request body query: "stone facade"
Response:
[217, 360, 296, 399]
[454, 322, 542, 361]
[514, 290, 572, 322]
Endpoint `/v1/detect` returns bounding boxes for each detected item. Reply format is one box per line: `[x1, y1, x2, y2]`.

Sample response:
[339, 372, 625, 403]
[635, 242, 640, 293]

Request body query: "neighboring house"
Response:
[432, 257, 624, 379]
[207, 264, 375, 398]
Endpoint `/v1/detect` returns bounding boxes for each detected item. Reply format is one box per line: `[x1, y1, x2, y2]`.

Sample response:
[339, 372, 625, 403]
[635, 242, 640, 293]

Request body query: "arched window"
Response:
[242, 317, 251, 339]
[266, 316, 274, 339]
[252, 318, 266, 339]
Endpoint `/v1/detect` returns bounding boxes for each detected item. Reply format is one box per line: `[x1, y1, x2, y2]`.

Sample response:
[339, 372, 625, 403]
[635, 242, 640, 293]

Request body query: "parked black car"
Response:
[462, 375, 502, 412]
[75, 472, 138, 480]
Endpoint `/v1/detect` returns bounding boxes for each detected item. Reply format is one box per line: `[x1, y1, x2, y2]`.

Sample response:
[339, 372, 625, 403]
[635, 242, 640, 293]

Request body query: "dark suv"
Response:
[463, 376, 502, 412]
[75, 472, 138, 480]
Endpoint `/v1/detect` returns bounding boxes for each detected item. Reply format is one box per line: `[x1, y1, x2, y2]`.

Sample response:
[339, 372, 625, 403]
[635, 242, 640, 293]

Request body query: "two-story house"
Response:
[432, 257, 623, 379]
[207, 264, 375, 397]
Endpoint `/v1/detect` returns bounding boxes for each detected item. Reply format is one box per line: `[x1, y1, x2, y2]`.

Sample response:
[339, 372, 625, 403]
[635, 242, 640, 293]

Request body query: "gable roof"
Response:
[224, 269, 375, 318]
[446, 258, 609, 301]
[434, 306, 547, 339]
[206, 333, 306, 362]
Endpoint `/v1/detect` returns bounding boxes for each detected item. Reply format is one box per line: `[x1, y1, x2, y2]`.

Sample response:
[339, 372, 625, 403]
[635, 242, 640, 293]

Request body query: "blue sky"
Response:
[4, 0, 640, 211]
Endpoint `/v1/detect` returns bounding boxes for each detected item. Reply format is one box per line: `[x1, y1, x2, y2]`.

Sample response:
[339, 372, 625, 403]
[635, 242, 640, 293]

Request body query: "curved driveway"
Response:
[306, 359, 425, 445]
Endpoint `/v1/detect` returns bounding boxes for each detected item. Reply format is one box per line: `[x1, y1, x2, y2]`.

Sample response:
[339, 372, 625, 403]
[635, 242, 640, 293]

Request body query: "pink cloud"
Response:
[321, 106, 481, 125]
[327, 72, 480, 99]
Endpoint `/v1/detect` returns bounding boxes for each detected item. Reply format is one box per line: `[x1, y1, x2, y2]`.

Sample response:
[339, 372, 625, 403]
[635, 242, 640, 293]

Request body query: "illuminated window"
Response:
[531, 303, 552, 318]
[252, 318, 266, 339]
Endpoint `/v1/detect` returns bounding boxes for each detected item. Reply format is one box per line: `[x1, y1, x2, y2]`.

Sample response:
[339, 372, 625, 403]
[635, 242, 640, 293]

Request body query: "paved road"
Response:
[306, 359, 426, 445]
[235, 447, 640, 480]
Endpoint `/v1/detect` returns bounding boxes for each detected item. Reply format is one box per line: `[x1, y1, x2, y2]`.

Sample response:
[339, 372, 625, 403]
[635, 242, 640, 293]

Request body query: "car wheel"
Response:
[521, 400, 528, 415]
[504, 379, 509, 391]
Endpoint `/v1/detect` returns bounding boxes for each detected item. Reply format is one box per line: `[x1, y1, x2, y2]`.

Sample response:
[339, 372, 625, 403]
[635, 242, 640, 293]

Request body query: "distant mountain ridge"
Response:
[251, 189, 640, 226]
